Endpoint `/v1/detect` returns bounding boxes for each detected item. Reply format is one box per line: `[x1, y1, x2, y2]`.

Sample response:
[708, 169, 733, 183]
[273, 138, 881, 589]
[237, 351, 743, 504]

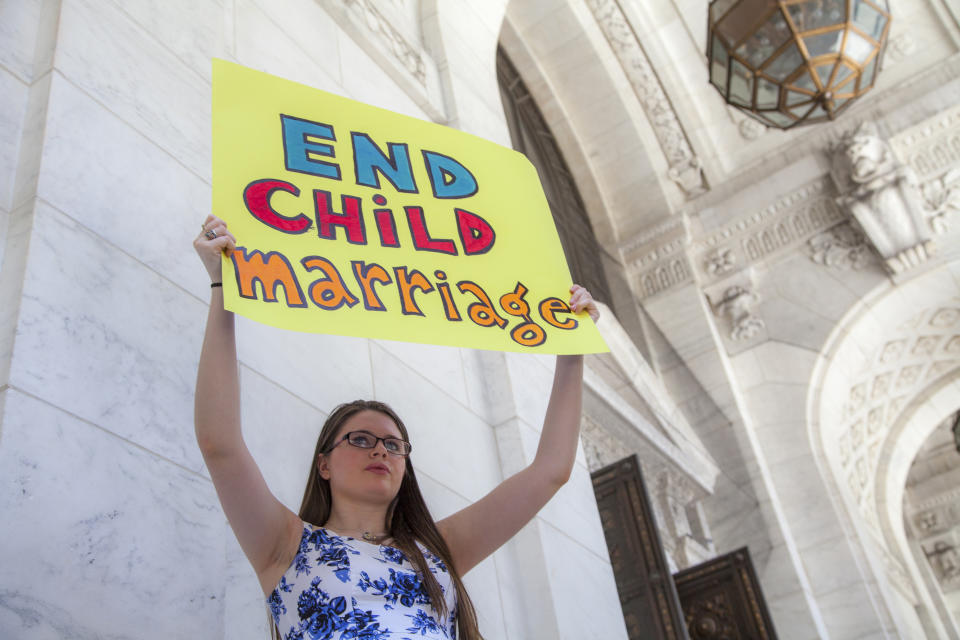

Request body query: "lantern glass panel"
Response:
[833, 62, 855, 87]
[803, 30, 844, 59]
[757, 76, 780, 108]
[717, 0, 778, 46]
[711, 35, 730, 90]
[816, 62, 835, 87]
[833, 71, 857, 95]
[788, 0, 845, 32]
[764, 111, 797, 128]
[860, 56, 878, 89]
[737, 10, 791, 67]
[806, 103, 829, 121]
[831, 96, 852, 113]
[852, 0, 888, 41]
[711, 0, 740, 22]
[786, 89, 812, 106]
[791, 69, 818, 92]
[730, 59, 754, 105]
[754, 113, 777, 127]
[764, 42, 803, 81]
[844, 30, 875, 64]
[707, 0, 887, 129]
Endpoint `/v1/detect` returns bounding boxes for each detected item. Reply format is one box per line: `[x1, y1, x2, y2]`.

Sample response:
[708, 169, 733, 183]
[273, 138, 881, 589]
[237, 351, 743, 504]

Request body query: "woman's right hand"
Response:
[194, 214, 237, 283]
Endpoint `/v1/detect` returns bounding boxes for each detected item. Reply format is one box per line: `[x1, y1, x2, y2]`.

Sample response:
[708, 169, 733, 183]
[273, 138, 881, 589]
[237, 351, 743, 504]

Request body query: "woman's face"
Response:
[318, 410, 408, 505]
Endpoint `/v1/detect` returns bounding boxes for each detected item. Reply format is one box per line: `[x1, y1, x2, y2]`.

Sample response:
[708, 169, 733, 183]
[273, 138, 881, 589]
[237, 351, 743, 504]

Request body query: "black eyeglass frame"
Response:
[327, 430, 412, 457]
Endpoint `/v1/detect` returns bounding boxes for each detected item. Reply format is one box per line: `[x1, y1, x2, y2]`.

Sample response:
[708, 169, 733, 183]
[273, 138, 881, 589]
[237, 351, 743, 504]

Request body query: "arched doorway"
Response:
[809, 262, 960, 637]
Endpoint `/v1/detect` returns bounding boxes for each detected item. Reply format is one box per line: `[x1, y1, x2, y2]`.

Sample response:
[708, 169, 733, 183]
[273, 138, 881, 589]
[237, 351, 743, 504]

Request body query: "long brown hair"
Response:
[271, 400, 481, 640]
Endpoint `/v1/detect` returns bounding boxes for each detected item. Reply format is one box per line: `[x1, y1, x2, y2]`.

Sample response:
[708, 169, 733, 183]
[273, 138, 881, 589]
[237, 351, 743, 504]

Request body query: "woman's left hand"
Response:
[568, 284, 600, 322]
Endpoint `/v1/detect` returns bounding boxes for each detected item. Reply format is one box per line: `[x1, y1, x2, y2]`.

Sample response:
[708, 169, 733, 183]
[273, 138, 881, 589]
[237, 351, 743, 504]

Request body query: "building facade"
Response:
[1, 0, 959, 638]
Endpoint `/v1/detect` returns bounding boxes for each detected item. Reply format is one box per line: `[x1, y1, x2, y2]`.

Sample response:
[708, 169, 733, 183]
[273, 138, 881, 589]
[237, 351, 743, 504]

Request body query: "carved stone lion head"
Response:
[832, 121, 895, 187]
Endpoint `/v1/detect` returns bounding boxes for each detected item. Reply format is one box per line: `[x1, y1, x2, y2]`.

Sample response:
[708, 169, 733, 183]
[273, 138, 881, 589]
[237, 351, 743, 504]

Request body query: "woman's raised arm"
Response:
[194, 215, 300, 593]
[436, 285, 599, 575]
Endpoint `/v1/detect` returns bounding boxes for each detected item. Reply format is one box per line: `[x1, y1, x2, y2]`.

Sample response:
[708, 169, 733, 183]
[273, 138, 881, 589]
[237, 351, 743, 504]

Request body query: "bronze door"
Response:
[673, 548, 778, 640]
[592, 455, 688, 640]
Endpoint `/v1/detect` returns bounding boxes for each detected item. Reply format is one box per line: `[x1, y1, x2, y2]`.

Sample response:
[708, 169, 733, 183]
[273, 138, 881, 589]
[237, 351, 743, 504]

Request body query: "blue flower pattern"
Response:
[405, 610, 442, 636]
[357, 568, 431, 609]
[378, 546, 406, 566]
[270, 524, 456, 640]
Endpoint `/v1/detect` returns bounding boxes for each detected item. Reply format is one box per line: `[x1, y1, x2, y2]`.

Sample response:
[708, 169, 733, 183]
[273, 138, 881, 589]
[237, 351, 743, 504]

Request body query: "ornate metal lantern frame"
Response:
[707, 0, 891, 129]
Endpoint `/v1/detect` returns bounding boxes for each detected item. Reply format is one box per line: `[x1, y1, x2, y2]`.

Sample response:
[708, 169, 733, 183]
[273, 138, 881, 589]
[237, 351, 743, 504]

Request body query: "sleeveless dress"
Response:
[268, 524, 458, 640]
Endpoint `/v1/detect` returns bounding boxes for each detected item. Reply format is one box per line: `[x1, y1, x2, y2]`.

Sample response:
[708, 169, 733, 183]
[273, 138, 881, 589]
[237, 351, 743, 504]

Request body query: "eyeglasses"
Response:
[329, 431, 412, 457]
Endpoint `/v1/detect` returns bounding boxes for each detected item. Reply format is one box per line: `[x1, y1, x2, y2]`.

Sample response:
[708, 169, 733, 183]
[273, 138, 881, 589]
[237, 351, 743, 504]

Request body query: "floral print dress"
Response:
[268, 524, 458, 640]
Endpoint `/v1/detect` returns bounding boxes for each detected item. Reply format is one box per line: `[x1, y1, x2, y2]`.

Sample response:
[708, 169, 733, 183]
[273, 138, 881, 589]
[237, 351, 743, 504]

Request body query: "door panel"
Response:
[592, 455, 688, 640]
[673, 548, 778, 640]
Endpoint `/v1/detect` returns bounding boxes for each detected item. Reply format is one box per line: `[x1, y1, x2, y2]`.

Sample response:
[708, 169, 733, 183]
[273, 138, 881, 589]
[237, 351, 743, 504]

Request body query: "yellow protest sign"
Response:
[212, 59, 608, 354]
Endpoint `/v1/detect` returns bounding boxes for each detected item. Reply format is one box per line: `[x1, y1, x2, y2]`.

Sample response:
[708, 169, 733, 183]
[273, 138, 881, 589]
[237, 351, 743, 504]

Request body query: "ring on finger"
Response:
[205, 229, 217, 240]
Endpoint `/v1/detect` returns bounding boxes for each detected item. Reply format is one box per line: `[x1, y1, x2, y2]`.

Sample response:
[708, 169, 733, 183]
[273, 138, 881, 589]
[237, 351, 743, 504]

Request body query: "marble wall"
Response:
[0, 1, 626, 639]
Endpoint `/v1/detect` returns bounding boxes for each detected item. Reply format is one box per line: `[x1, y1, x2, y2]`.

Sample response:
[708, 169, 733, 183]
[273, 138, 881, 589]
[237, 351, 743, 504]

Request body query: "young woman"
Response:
[194, 214, 599, 639]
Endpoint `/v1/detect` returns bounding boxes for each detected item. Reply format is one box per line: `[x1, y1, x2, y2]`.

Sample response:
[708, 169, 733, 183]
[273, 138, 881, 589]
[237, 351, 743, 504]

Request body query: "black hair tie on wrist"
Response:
[211, 282, 223, 288]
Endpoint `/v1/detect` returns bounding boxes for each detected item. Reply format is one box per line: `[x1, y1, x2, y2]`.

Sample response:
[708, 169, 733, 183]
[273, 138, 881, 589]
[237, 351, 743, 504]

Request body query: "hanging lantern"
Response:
[707, 0, 891, 129]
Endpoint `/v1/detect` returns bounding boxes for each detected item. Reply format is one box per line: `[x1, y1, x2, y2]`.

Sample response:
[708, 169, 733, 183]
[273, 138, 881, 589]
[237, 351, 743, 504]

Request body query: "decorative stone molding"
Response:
[636, 255, 692, 299]
[667, 156, 706, 198]
[626, 178, 847, 300]
[911, 500, 960, 538]
[905, 441, 960, 596]
[883, 548, 919, 604]
[343, 0, 426, 85]
[586, 0, 707, 198]
[836, 306, 960, 521]
[885, 32, 916, 65]
[831, 122, 938, 274]
[693, 177, 847, 282]
[581, 413, 714, 569]
[738, 117, 766, 140]
[581, 414, 633, 473]
[921, 169, 960, 234]
[625, 103, 960, 301]
[922, 536, 960, 590]
[890, 102, 960, 236]
[625, 222, 693, 300]
[652, 468, 717, 569]
[709, 282, 764, 342]
[622, 111, 958, 302]
[913, 487, 960, 513]
[808, 222, 872, 270]
[704, 247, 737, 276]
[655, 469, 695, 540]
[621, 217, 685, 256]
[319, 0, 445, 121]
[890, 103, 960, 183]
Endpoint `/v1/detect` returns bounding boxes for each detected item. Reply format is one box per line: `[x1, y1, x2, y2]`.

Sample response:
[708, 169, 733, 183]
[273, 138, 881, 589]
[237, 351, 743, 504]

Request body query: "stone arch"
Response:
[497, 0, 666, 342]
[877, 373, 960, 610]
[808, 261, 960, 636]
[498, 0, 673, 243]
